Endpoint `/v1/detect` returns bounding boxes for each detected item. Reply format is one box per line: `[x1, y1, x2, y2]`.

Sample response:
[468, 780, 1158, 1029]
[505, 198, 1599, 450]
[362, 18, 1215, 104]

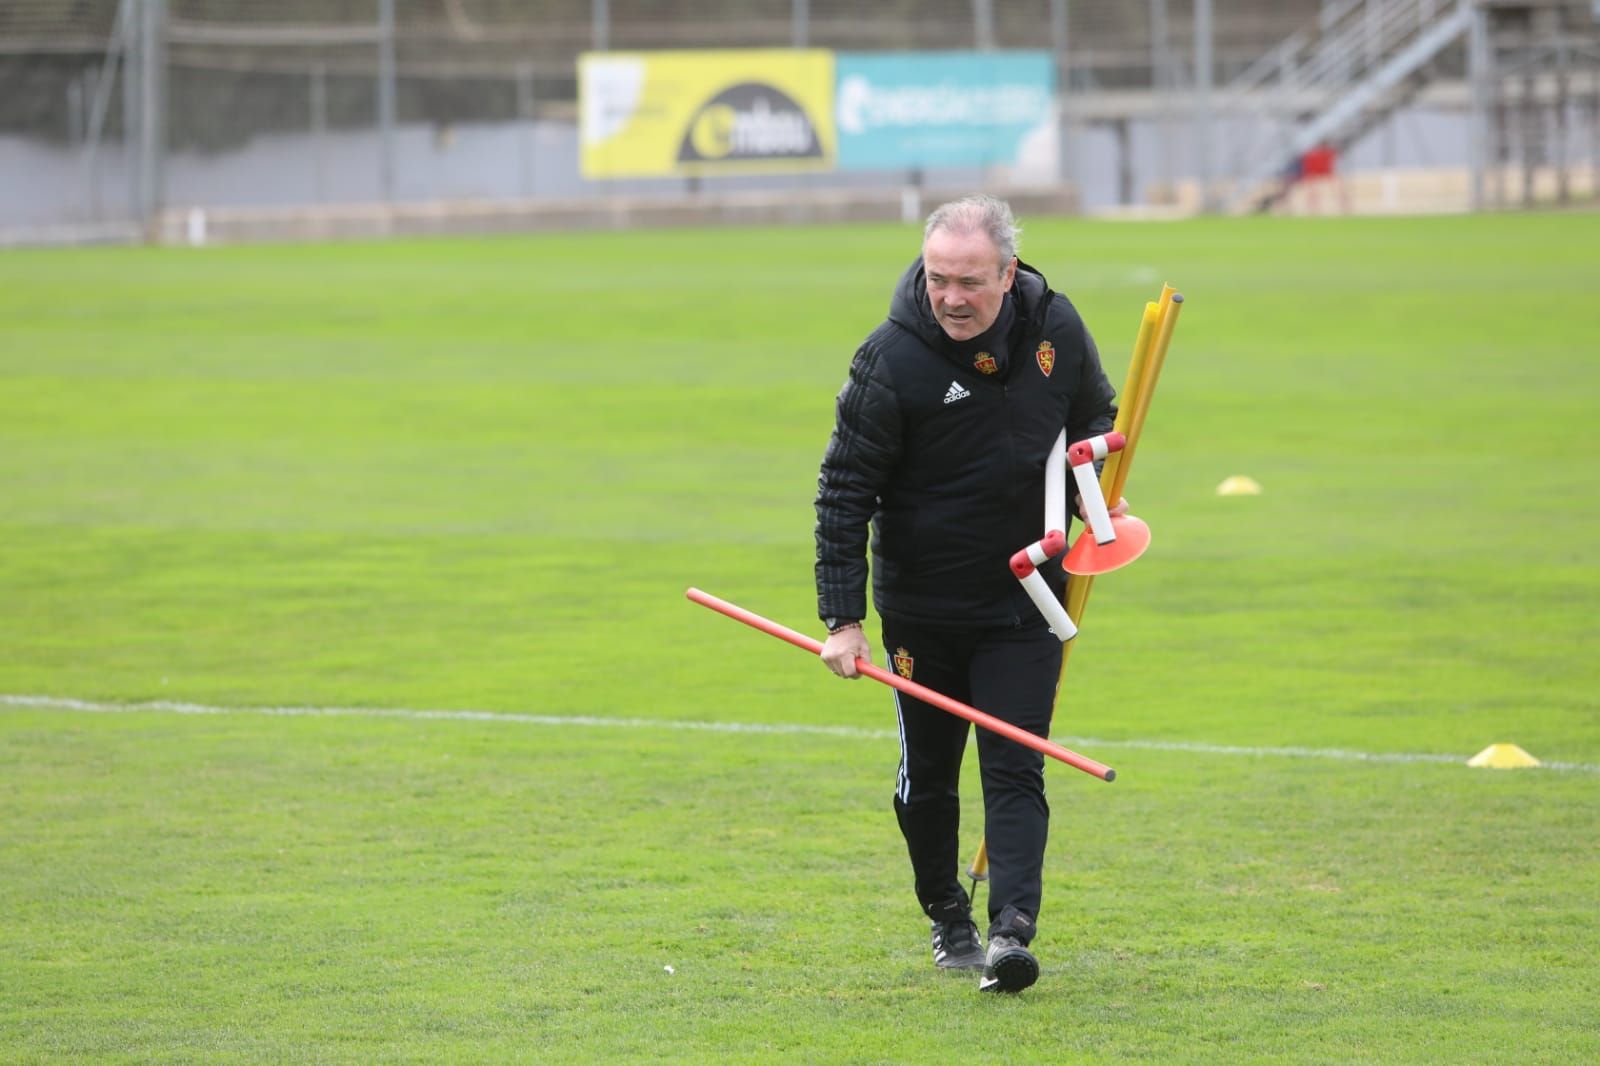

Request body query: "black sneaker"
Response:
[978, 934, 1039, 993]
[927, 898, 985, 971]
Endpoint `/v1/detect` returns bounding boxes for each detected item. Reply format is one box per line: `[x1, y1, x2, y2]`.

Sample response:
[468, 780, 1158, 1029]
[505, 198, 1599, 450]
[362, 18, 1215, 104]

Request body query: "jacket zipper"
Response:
[1000, 382, 1027, 628]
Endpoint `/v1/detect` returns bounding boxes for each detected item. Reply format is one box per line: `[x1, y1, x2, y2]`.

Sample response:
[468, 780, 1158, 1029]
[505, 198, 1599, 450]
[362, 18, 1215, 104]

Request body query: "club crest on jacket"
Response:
[894, 647, 914, 679]
[1036, 340, 1055, 377]
[973, 352, 998, 375]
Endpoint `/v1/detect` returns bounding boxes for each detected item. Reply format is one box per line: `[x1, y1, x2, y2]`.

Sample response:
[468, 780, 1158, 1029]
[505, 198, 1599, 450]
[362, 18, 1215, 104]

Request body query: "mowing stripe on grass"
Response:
[4, 693, 1597, 775]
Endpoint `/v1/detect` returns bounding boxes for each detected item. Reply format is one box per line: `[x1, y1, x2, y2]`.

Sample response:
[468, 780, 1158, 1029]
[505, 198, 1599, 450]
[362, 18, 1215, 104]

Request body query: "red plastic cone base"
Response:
[1063, 514, 1151, 575]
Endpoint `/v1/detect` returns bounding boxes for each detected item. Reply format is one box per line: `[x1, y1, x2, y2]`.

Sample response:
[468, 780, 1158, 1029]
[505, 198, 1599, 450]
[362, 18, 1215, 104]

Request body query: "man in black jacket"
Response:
[814, 195, 1117, 994]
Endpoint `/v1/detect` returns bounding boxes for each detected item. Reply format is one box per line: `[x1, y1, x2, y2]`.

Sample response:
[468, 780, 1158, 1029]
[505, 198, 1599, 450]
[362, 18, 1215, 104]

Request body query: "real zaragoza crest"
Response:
[1036, 340, 1055, 377]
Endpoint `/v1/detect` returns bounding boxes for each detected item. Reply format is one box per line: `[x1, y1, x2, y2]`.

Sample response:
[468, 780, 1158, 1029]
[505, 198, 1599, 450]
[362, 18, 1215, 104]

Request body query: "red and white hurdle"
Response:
[1069, 432, 1127, 545]
[1012, 428, 1151, 638]
[1009, 529, 1076, 641]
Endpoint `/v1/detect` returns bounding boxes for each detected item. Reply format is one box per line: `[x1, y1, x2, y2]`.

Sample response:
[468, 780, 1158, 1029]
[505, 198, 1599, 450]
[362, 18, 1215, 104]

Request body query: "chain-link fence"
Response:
[3, 1, 1598, 240]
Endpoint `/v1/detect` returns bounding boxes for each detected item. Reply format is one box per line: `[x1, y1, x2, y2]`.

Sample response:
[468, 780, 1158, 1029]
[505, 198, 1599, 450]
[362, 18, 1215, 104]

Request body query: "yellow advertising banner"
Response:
[579, 50, 836, 179]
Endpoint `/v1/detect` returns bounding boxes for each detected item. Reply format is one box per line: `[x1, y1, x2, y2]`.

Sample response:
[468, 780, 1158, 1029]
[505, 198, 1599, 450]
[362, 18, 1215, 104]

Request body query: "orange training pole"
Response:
[686, 588, 1116, 782]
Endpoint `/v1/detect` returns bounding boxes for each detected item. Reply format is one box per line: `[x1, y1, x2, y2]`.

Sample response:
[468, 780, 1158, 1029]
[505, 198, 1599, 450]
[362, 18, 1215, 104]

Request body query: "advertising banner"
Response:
[579, 50, 836, 179]
[834, 51, 1056, 172]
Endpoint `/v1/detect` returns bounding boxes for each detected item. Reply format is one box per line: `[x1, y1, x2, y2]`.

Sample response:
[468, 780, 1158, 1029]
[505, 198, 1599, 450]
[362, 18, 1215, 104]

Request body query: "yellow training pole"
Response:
[1095, 296, 1165, 520]
[1063, 292, 1168, 644]
[1056, 288, 1182, 680]
[1106, 288, 1182, 509]
[966, 287, 1181, 888]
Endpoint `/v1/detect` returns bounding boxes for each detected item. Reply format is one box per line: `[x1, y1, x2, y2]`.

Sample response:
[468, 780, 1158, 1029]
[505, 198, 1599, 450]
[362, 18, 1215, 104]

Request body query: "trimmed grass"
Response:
[2, 213, 1598, 1062]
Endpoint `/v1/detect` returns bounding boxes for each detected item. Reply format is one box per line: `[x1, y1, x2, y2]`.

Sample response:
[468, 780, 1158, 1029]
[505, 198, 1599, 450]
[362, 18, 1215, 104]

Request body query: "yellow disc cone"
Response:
[1466, 743, 1541, 769]
[1216, 475, 1262, 496]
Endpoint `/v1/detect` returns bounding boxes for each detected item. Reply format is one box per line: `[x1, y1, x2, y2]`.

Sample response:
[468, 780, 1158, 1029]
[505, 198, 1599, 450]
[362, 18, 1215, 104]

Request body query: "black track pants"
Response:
[882, 615, 1062, 940]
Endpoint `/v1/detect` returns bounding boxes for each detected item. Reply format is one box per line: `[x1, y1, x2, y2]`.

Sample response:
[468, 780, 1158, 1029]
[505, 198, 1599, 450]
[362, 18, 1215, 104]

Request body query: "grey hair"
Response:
[923, 194, 1021, 273]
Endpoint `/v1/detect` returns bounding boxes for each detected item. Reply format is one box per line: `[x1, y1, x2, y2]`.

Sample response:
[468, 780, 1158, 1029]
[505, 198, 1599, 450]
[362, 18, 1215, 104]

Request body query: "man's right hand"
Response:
[821, 626, 873, 679]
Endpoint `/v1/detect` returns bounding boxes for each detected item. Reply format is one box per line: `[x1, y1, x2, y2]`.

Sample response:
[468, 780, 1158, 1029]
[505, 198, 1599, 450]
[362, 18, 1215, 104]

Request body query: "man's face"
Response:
[923, 227, 1017, 342]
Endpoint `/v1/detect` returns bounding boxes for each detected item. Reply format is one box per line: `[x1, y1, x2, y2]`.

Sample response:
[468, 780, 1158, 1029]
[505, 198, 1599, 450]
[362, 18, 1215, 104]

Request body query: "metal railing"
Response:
[1215, 0, 1476, 209]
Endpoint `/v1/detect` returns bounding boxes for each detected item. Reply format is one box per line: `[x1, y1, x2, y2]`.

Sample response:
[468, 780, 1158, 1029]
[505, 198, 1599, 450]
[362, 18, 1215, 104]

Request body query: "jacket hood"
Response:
[887, 255, 1054, 349]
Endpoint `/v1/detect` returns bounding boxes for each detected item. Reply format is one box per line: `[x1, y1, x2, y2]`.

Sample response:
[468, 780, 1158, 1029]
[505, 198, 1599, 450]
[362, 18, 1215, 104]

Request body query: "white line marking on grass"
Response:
[0, 694, 894, 740]
[4, 693, 1599, 775]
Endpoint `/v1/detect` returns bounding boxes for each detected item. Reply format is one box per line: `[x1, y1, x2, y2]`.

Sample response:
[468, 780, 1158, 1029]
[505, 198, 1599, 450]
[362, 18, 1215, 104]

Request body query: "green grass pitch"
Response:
[2, 212, 1597, 1063]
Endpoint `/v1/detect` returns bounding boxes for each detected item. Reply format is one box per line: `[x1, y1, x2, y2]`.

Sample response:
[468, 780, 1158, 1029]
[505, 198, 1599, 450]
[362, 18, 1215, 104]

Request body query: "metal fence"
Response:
[2, 0, 1598, 240]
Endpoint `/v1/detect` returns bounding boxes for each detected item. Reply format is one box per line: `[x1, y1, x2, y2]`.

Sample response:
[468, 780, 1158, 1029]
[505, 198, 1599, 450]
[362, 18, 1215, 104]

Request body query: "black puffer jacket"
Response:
[815, 256, 1117, 628]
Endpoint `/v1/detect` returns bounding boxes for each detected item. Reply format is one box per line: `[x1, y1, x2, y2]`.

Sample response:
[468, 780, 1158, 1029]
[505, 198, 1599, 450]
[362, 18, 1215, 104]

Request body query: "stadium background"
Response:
[3, 0, 1599, 243]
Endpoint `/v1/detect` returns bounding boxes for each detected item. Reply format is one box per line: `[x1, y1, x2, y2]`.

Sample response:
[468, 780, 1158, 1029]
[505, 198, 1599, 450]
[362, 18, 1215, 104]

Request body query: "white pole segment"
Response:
[1072, 461, 1116, 544]
[1010, 530, 1074, 640]
[1045, 428, 1067, 538]
[1019, 570, 1078, 641]
[1067, 431, 1125, 545]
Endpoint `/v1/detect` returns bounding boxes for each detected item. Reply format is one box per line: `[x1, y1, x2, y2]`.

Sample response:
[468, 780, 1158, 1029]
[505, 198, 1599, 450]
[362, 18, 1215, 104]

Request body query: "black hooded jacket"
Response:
[815, 256, 1117, 628]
